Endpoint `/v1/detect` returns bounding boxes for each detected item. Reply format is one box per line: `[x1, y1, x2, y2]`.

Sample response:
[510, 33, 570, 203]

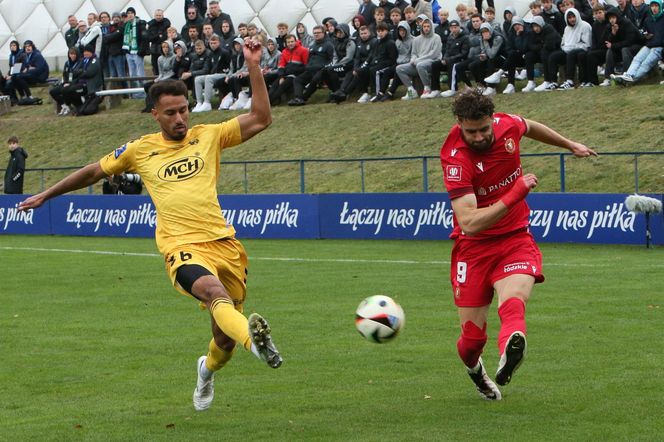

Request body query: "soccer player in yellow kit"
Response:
[18, 38, 281, 411]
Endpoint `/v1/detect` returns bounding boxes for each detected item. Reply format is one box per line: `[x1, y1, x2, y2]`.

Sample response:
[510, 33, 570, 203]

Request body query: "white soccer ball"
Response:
[355, 295, 405, 343]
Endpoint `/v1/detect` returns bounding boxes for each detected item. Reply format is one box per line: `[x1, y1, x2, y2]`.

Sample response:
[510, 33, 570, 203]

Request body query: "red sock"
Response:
[457, 321, 487, 368]
[497, 297, 527, 354]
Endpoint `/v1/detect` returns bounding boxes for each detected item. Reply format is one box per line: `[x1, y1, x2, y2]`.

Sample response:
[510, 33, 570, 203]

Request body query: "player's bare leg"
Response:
[458, 306, 501, 400]
[494, 274, 534, 385]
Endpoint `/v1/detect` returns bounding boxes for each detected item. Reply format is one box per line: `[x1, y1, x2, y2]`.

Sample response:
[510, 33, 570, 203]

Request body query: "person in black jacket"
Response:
[329, 26, 377, 103]
[522, 16, 561, 91]
[7, 40, 49, 103]
[65, 15, 80, 49]
[49, 47, 82, 115]
[64, 45, 104, 115]
[288, 25, 335, 105]
[601, 6, 642, 85]
[207, 1, 234, 37]
[122, 7, 149, 94]
[367, 23, 398, 102]
[105, 12, 126, 78]
[4, 136, 27, 195]
[184, 0, 207, 20]
[147, 9, 172, 76]
[485, 17, 531, 94]
[424, 20, 470, 97]
[579, 4, 610, 86]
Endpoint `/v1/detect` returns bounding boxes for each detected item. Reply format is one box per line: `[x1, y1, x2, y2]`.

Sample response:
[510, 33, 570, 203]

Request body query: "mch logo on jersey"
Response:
[446, 165, 462, 182]
[505, 138, 516, 154]
[158, 156, 205, 181]
[114, 144, 127, 159]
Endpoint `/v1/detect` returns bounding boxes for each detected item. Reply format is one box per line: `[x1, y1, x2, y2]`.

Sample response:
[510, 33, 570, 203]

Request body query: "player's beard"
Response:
[168, 124, 188, 141]
[465, 133, 494, 153]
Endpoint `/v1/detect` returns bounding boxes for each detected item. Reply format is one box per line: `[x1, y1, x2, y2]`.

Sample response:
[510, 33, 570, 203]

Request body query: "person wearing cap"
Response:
[484, 16, 529, 94]
[422, 18, 468, 98]
[539, 7, 592, 91]
[62, 44, 103, 114]
[75, 21, 89, 49]
[122, 7, 149, 94]
[396, 15, 442, 99]
[452, 22, 504, 95]
[523, 15, 561, 92]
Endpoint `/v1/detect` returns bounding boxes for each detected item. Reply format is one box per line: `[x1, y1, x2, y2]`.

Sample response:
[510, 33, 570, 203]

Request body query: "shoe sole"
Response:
[248, 313, 283, 369]
[496, 332, 526, 386]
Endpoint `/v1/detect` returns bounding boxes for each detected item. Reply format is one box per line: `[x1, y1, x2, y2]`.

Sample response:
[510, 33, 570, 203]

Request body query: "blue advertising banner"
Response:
[0, 195, 52, 234]
[1, 193, 661, 245]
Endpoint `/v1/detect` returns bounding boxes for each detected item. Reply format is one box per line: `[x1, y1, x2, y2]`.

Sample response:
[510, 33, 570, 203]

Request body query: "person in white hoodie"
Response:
[541, 8, 592, 90]
[395, 14, 442, 99]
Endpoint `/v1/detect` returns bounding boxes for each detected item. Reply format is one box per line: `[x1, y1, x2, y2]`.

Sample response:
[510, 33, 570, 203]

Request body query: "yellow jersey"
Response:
[99, 118, 243, 254]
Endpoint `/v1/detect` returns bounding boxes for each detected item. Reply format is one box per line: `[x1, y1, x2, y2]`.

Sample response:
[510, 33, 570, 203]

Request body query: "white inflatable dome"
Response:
[0, 0, 534, 70]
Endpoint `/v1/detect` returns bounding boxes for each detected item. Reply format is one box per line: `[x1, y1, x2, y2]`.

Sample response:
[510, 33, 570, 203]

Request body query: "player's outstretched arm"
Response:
[237, 38, 272, 142]
[524, 119, 598, 158]
[18, 162, 107, 211]
[451, 174, 538, 236]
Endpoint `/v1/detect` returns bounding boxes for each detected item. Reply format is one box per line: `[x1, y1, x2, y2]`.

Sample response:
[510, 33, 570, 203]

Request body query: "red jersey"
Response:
[440, 113, 529, 240]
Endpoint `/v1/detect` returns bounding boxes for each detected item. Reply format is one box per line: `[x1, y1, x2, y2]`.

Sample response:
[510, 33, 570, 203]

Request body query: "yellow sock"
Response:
[205, 338, 236, 371]
[210, 299, 252, 350]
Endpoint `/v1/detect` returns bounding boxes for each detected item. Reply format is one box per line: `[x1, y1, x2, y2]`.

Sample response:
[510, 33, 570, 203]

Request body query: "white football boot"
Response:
[192, 355, 214, 411]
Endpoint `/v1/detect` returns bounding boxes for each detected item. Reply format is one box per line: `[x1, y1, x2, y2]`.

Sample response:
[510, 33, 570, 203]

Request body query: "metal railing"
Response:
[24, 151, 664, 195]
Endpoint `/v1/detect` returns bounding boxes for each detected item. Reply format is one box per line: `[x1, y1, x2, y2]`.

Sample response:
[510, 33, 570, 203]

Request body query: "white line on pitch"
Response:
[1, 245, 661, 267]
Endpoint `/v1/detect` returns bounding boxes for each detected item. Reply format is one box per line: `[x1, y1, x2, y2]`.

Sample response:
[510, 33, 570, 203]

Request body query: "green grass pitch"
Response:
[1, 235, 663, 440]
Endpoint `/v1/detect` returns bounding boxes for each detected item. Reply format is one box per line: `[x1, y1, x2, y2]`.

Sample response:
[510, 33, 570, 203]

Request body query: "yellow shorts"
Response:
[164, 237, 248, 312]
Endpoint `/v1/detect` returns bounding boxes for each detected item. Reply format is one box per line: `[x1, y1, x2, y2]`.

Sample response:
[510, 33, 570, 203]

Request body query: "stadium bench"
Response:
[99, 76, 154, 109]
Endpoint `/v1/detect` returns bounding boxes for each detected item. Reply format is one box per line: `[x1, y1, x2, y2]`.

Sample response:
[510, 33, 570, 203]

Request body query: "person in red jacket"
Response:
[268, 34, 309, 105]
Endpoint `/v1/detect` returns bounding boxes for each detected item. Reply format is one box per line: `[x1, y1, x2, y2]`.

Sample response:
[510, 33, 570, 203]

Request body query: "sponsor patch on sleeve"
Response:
[114, 144, 127, 159]
[445, 165, 462, 182]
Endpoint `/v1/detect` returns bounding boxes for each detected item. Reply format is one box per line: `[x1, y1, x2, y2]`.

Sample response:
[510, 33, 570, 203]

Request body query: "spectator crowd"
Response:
[1, 0, 663, 116]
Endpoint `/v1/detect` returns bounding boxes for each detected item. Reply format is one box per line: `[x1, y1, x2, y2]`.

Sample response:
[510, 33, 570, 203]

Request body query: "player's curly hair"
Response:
[452, 88, 495, 121]
[148, 79, 188, 108]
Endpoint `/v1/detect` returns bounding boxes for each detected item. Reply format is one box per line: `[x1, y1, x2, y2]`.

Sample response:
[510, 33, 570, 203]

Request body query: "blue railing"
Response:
[25, 151, 664, 194]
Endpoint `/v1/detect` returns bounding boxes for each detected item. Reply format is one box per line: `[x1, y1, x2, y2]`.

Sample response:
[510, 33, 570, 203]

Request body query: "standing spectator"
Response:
[396, 16, 442, 99]
[75, 21, 89, 49]
[440, 89, 596, 401]
[49, 47, 82, 115]
[4, 136, 27, 195]
[80, 13, 103, 59]
[207, 1, 234, 36]
[600, 6, 640, 85]
[184, 0, 207, 19]
[105, 13, 126, 79]
[97, 12, 114, 77]
[359, 0, 378, 26]
[182, 6, 204, 42]
[122, 7, 149, 94]
[147, 9, 172, 76]
[65, 15, 79, 49]
[289, 25, 335, 105]
[7, 41, 49, 103]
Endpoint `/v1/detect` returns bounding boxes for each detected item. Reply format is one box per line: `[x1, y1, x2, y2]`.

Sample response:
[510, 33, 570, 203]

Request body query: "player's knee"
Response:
[201, 286, 232, 305]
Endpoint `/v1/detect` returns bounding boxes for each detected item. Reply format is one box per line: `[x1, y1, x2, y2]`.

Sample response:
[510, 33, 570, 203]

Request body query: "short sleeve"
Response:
[99, 141, 136, 176]
[216, 117, 243, 151]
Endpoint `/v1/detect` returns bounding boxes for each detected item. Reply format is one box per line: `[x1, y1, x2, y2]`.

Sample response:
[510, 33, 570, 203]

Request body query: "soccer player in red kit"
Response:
[440, 89, 597, 400]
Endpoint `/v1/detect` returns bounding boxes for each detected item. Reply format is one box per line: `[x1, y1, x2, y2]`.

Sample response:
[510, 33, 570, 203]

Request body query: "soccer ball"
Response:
[355, 295, 405, 343]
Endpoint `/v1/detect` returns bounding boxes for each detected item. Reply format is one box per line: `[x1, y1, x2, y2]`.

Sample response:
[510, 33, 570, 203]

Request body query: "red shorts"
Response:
[450, 230, 544, 307]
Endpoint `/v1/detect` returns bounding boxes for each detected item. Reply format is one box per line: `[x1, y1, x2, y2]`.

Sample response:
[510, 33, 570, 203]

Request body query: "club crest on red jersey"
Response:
[446, 165, 462, 182]
[505, 138, 516, 154]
